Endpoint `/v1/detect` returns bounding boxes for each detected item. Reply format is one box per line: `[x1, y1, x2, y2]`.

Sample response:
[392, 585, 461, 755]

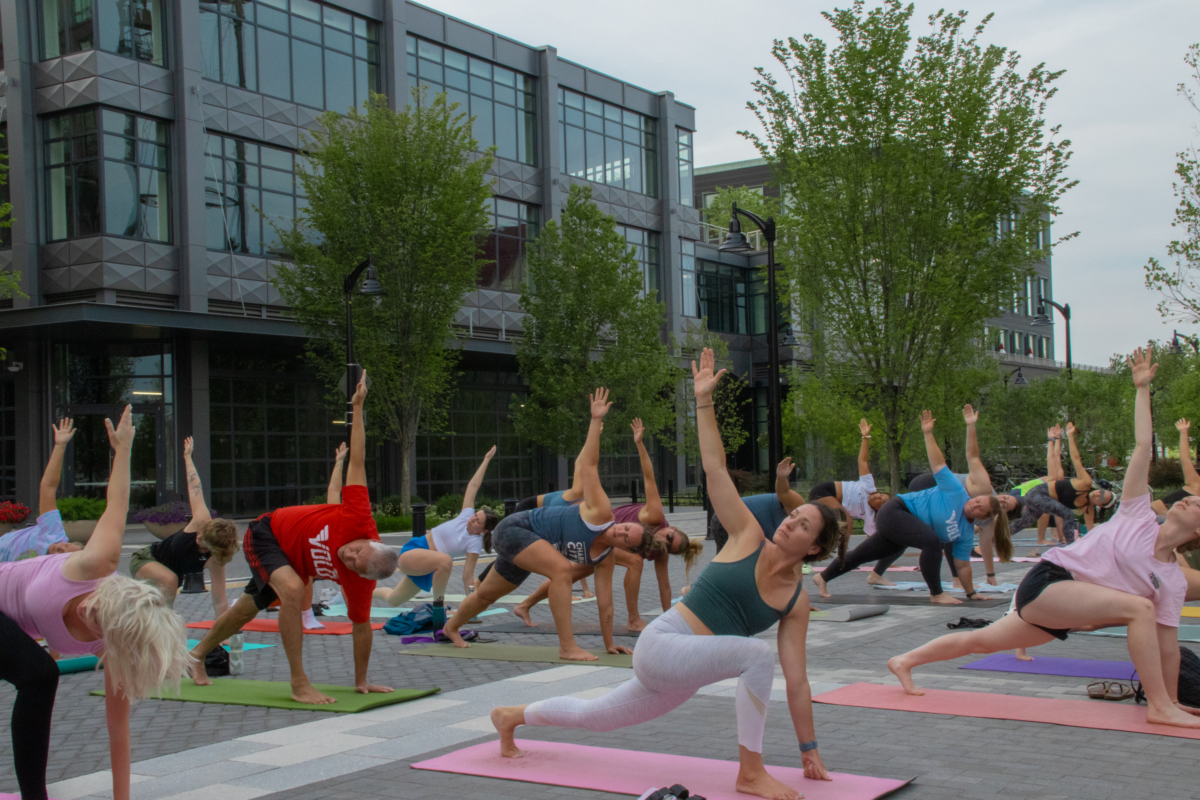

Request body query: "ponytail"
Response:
[479, 507, 500, 554]
[989, 496, 1013, 563]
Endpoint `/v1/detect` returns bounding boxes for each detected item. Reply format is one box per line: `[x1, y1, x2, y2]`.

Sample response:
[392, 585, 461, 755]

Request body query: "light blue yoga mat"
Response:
[186, 639, 274, 651]
[872, 581, 1019, 593]
[1079, 625, 1200, 643]
[322, 604, 509, 619]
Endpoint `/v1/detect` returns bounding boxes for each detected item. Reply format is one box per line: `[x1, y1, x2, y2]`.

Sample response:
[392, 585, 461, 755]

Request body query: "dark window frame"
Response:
[40, 0, 168, 66]
[203, 131, 308, 256]
[558, 87, 658, 197]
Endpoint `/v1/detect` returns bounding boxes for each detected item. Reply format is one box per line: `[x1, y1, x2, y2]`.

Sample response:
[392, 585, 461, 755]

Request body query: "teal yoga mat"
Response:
[186, 639, 275, 651]
[1079, 624, 1200, 642]
[322, 604, 509, 619]
[57, 655, 99, 674]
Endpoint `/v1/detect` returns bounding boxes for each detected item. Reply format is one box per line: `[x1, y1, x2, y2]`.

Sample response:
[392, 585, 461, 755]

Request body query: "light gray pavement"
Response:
[1, 509, 1196, 799]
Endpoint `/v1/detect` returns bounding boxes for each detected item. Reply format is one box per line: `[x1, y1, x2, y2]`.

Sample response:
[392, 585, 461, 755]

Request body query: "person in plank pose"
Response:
[511, 417, 703, 632]
[0, 419, 83, 563]
[0, 406, 190, 800]
[490, 349, 842, 800]
[442, 389, 663, 661]
[888, 346, 1200, 729]
[187, 371, 398, 705]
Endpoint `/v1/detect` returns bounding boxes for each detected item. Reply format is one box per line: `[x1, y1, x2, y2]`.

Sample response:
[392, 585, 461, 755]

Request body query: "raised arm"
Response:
[1064, 423, 1092, 488]
[463, 445, 497, 511]
[326, 442, 347, 505]
[64, 406, 134, 581]
[775, 457, 806, 512]
[694, 349, 758, 541]
[346, 370, 368, 488]
[577, 389, 614, 523]
[856, 418, 872, 477]
[961, 405, 991, 497]
[1123, 346, 1157, 500]
[1178, 419, 1200, 489]
[920, 411, 946, 473]
[182, 437, 212, 525]
[630, 418, 664, 522]
[40, 419, 76, 516]
[1046, 425, 1064, 481]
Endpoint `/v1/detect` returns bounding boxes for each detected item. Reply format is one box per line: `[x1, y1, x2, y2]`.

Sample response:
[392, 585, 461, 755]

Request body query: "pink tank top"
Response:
[612, 503, 645, 525]
[0, 553, 107, 655]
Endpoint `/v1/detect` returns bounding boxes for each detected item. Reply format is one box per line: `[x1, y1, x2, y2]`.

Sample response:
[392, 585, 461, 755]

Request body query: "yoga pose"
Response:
[490, 349, 842, 800]
[374, 446, 500, 628]
[0, 419, 83, 563]
[443, 389, 662, 661]
[0, 406, 190, 800]
[187, 371, 399, 705]
[710, 457, 807, 553]
[512, 418, 704, 632]
[888, 346, 1200, 730]
[813, 407, 1008, 603]
[1154, 419, 1200, 515]
[129, 437, 238, 615]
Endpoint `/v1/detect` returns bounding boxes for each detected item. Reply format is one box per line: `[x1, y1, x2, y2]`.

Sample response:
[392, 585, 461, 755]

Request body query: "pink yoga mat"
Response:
[2, 795, 63, 800]
[971, 556, 1042, 562]
[816, 683, 1200, 740]
[856, 566, 918, 572]
[186, 619, 384, 635]
[412, 739, 911, 800]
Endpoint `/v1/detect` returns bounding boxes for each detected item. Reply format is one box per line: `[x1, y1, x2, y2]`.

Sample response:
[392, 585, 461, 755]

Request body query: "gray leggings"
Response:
[523, 607, 776, 752]
[1012, 484, 1077, 542]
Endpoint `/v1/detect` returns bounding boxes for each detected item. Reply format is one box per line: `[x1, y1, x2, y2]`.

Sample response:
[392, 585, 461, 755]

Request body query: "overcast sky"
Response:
[427, 0, 1200, 366]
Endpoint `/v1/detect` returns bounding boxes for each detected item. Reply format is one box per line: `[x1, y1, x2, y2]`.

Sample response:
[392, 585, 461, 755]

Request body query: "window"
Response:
[42, 0, 165, 64]
[0, 381, 14, 500]
[476, 198, 538, 291]
[0, 123, 9, 249]
[559, 88, 657, 196]
[200, 0, 379, 114]
[680, 239, 696, 317]
[407, 36, 536, 166]
[696, 259, 756, 334]
[204, 133, 307, 255]
[677, 129, 693, 206]
[45, 110, 101, 241]
[616, 225, 659, 297]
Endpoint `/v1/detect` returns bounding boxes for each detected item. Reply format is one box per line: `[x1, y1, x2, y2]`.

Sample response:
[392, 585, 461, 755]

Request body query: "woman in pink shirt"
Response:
[887, 346, 1200, 730]
[0, 406, 191, 799]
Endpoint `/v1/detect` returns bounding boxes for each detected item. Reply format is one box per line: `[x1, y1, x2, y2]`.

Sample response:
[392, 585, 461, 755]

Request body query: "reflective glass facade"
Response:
[682, 251, 767, 335]
[477, 198, 538, 291]
[616, 225, 659, 297]
[204, 133, 308, 256]
[41, 0, 165, 64]
[0, 123, 9, 249]
[558, 88, 657, 196]
[677, 129, 693, 207]
[200, 0, 379, 114]
[407, 36, 537, 166]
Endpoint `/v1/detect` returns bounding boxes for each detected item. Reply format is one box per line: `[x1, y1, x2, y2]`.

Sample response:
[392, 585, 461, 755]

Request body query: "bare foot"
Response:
[581, 590, 595, 599]
[887, 655, 925, 696]
[291, 683, 336, 705]
[866, 573, 895, 587]
[812, 573, 831, 598]
[513, 604, 537, 627]
[986, 576, 998, 586]
[735, 768, 801, 800]
[442, 626, 471, 649]
[1015, 648, 1034, 662]
[626, 618, 648, 632]
[951, 579, 963, 590]
[559, 646, 600, 662]
[930, 593, 962, 605]
[189, 658, 212, 687]
[491, 706, 528, 757]
[1146, 704, 1200, 729]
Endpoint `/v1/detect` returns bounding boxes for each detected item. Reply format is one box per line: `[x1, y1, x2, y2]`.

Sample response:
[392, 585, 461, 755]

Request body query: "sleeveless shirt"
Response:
[681, 543, 803, 636]
[0, 552, 107, 655]
[528, 506, 613, 566]
[612, 503, 645, 525]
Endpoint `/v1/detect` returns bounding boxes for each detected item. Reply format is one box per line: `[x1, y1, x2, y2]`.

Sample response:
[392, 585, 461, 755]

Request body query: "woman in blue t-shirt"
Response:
[813, 410, 1009, 604]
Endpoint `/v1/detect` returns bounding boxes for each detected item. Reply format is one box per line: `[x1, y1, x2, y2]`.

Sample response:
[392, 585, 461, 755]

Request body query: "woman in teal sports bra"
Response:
[490, 349, 842, 800]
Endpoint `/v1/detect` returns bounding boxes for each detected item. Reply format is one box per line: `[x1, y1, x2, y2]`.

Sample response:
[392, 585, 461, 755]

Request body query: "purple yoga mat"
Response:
[959, 652, 1139, 680]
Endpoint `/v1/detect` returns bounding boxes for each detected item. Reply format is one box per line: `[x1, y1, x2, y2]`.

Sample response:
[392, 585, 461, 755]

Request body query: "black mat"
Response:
[812, 593, 1009, 608]
[479, 620, 644, 637]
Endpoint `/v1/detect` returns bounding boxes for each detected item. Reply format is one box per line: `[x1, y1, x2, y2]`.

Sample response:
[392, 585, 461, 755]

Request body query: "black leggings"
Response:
[821, 498, 945, 595]
[514, 496, 539, 513]
[0, 610, 59, 800]
[869, 472, 940, 577]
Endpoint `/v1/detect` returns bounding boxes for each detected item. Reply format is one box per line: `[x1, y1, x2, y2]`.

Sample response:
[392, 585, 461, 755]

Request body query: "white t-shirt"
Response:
[430, 508, 483, 558]
[1042, 494, 1186, 627]
[841, 474, 877, 536]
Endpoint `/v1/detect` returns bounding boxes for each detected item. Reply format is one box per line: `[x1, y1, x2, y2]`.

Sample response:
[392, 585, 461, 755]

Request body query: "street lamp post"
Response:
[343, 256, 384, 431]
[1031, 298, 1071, 379]
[719, 202, 781, 471]
[1002, 366, 1029, 388]
[1170, 329, 1200, 355]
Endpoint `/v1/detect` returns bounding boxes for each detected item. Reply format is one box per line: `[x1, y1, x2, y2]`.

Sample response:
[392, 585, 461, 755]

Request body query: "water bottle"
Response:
[229, 633, 244, 675]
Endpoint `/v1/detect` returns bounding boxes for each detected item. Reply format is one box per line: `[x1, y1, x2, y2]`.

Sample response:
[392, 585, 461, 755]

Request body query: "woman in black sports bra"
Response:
[1044, 422, 1116, 532]
[1153, 419, 1200, 515]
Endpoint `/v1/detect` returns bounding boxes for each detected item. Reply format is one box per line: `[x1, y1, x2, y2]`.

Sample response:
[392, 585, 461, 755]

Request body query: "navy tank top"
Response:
[528, 506, 613, 566]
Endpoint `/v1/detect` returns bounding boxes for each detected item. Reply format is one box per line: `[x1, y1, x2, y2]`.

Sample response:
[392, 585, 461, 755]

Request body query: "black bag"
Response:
[1179, 646, 1200, 708]
[204, 645, 230, 677]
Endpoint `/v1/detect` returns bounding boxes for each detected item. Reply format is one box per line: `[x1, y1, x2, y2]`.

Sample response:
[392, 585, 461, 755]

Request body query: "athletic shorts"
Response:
[128, 545, 159, 580]
[490, 512, 540, 586]
[1015, 560, 1074, 640]
[242, 516, 291, 610]
[399, 535, 434, 592]
[808, 481, 837, 501]
[514, 496, 539, 513]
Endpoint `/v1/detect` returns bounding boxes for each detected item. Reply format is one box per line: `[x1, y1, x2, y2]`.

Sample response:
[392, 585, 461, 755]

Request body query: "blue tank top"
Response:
[528, 506, 613, 565]
[681, 543, 803, 636]
[741, 494, 786, 541]
[542, 491, 580, 508]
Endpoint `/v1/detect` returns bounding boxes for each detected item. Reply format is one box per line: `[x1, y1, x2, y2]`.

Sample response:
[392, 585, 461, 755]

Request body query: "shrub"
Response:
[727, 469, 770, 495]
[134, 500, 191, 525]
[1149, 458, 1184, 489]
[375, 495, 424, 516]
[303, 493, 327, 505]
[57, 497, 107, 522]
[0, 501, 30, 524]
[433, 494, 464, 517]
[373, 514, 412, 533]
[474, 495, 506, 514]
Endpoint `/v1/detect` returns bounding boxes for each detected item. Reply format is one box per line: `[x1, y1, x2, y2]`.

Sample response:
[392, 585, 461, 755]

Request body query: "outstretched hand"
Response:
[962, 404, 979, 426]
[52, 418, 76, 447]
[691, 347, 727, 399]
[106, 405, 135, 450]
[1066, 422, 1077, 438]
[630, 417, 644, 444]
[589, 388, 612, 420]
[919, 410, 936, 435]
[777, 457, 795, 480]
[859, 418, 871, 437]
[483, 444, 497, 460]
[352, 369, 369, 406]
[333, 442, 348, 462]
[183, 436, 195, 459]
[1127, 345, 1157, 389]
[1179, 418, 1192, 434]
[1049, 424, 1062, 440]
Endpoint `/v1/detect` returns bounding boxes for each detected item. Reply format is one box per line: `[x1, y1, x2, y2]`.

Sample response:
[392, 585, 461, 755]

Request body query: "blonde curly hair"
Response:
[200, 518, 239, 565]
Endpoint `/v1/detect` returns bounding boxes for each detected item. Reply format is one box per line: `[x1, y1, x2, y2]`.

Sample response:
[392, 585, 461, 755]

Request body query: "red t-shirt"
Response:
[269, 485, 380, 624]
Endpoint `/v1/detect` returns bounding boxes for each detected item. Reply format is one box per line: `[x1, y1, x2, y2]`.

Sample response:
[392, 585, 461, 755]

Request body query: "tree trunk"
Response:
[396, 401, 422, 516]
[883, 404, 903, 494]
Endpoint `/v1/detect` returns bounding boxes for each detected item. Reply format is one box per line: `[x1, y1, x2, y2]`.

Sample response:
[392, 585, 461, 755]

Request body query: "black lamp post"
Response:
[1170, 329, 1199, 355]
[1031, 298, 1071, 379]
[719, 202, 781, 471]
[1002, 366, 1029, 388]
[343, 256, 384, 429]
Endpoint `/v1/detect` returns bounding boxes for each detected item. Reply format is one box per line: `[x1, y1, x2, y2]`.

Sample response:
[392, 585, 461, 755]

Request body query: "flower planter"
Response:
[63, 520, 99, 543]
[144, 521, 188, 540]
[0, 523, 11, 536]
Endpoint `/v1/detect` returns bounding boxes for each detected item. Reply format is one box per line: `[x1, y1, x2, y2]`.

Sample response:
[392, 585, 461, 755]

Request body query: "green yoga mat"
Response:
[400, 643, 633, 668]
[1079, 624, 1200, 643]
[90, 679, 439, 712]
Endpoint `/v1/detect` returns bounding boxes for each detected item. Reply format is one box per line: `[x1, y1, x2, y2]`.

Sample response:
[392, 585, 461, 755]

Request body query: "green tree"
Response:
[0, 127, 25, 358]
[273, 91, 494, 514]
[1145, 43, 1200, 321]
[745, 0, 1075, 489]
[514, 184, 675, 455]
[670, 319, 750, 469]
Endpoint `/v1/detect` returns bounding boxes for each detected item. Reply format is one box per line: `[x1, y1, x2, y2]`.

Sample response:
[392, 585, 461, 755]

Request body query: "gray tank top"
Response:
[528, 506, 613, 566]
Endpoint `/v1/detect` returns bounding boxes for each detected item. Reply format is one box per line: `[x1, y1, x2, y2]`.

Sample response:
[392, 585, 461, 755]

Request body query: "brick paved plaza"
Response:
[2, 510, 1195, 800]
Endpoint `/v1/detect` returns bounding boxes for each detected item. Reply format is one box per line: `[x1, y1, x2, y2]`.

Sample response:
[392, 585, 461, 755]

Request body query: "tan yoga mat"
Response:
[399, 642, 632, 668]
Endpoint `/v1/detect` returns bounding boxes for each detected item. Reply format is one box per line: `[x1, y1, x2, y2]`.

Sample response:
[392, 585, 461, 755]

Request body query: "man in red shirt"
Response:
[187, 371, 398, 705]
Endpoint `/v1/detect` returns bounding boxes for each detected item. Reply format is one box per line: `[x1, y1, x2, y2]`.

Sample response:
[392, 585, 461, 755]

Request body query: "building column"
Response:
[383, 0, 410, 110]
[536, 46, 563, 220]
[173, 0, 209, 312]
[181, 338, 210, 498]
[3, 0, 42, 308]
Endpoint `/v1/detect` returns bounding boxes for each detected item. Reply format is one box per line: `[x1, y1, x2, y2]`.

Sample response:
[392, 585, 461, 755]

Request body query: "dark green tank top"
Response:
[681, 543, 803, 637]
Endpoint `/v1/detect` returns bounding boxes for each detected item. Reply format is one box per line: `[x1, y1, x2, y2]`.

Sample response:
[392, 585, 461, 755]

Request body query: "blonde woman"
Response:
[0, 405, 191, 800]
[130, 436, 238, 613]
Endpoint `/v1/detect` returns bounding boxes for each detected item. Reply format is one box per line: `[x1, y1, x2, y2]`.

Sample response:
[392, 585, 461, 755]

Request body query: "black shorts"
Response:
[808, 481, 837, 501]
[490, 512, 540, 586]
[907, 472, 936, 492]
[514, 496, 539, 513]
[1015, 560, 1074, 640]
[242, 515, 291, 610]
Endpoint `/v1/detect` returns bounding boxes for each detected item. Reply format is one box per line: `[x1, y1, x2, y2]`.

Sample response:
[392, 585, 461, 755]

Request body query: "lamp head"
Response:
[1013, 367, 1029, 386]
[1170, 336, 1184, 356]
[359, 265, 384, 296]
[1031, 305, 1052, 326]
[718, 203, 753, 253]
